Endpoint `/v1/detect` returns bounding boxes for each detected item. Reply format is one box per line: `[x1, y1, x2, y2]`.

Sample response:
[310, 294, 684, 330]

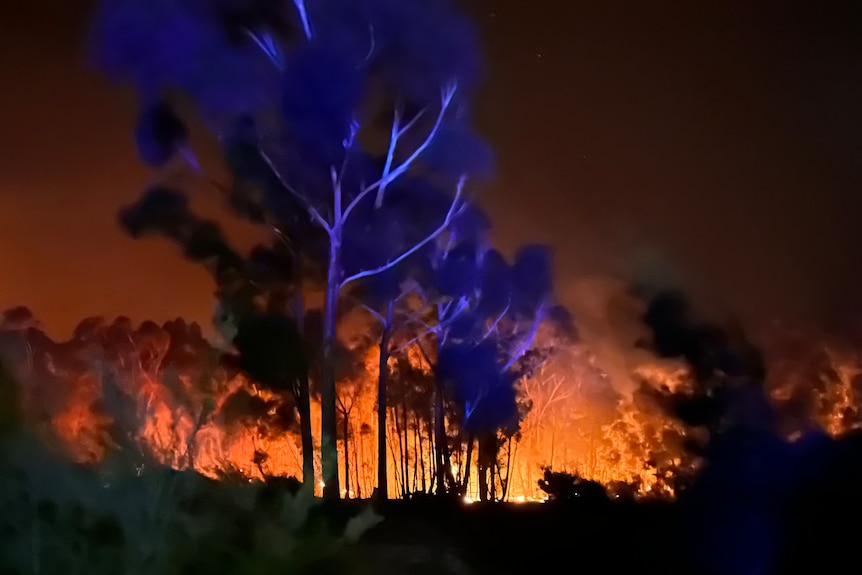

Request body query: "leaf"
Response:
[477, 248, 512, 315]
[134, 101, 188, 167]
[118, 187, 190, 239]
[232, 313, 309, 393]
[424, 122, 494, 179]
[281, 44, 365, 168]
[511, 244, 553, 314]
[432, 239, 481, 297]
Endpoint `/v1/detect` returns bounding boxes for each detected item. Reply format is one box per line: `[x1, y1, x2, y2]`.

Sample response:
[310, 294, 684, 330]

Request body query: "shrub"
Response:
[537, 467, 609, 503]
[0, 436, 380, 575]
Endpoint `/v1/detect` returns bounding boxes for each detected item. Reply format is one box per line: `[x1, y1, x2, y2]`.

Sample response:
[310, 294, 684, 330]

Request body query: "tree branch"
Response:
[341, 104, 429, 222]
[339, 175, 467, 290]
[259, 150, 332, 234]
[363, 23, 376, 63]
[366, 83, 457, 207]
[357, 303, 386, 326]
[503, 303, 548, 372]
[331, 165, 343, 224]
[480, 301, 511, 342]
[292, 0, 314, 41]
[392, 295, 468, 354]
[373, 106, 402, 208]
[243, 29, 284, 68]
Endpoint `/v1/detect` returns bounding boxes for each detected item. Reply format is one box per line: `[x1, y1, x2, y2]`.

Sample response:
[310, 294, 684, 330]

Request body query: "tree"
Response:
[349, 276, 417, 500]
[91, 0, 489, 499]
[633, 287, 791, 575]
[427, 242, 573, 499]
[346, 250, 450, 499]
[118, 188, 316, 485]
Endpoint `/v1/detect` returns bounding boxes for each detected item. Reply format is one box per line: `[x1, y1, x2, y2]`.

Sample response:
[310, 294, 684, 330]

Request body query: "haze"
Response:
[1, 0, 860, 345]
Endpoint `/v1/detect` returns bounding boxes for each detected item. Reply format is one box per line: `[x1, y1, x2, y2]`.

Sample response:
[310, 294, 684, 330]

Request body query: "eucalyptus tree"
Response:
[433, 243, 573, 499]
[91, 0, 490, 498]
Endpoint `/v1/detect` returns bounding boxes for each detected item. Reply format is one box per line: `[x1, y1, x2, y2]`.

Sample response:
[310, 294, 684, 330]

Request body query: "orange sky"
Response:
[3, 1, 862, 344]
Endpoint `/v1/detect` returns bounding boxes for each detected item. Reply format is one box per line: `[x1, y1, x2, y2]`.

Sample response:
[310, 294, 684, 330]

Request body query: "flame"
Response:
[2, 318, 860, 501]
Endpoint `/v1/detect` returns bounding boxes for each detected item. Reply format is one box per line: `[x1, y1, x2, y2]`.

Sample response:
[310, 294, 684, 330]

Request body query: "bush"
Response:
[537, 467, 609, 503]
[0, 435, 380, 575]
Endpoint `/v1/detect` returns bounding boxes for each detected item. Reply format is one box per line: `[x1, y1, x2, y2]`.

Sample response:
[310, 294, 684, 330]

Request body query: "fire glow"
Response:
[2, 312, 859, 501]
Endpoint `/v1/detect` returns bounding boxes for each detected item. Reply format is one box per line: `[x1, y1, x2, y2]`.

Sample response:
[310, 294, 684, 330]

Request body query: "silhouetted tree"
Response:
[634, 286, 788, 575]
[92, 0, 490, 498]
[0, 359, 22, 440]
[119, 188, 317, 485]
[431, 243, 573, 499]
[347, 268, 424, 500]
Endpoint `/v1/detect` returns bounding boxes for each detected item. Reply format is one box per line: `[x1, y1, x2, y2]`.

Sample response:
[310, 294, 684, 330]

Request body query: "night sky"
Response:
[1, 0, 861, 344]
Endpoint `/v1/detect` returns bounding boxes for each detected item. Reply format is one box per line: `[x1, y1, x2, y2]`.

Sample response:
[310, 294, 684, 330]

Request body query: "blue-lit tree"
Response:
[436, 245, 572, 500]
[401, 236, 573, 498]
[345, 200, 490, 499]
[346, 267, 421, 500]
[91, 0, 489, 498]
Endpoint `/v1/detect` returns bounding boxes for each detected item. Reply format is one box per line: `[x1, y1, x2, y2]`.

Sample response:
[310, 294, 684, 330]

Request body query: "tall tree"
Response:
[348, 271, 418, 500]
[91, 0, 489, 499]
[118, 188, 316, 484]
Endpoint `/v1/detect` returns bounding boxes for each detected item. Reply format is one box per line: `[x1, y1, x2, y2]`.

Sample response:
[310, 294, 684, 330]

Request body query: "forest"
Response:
[1, 1, 862, 574]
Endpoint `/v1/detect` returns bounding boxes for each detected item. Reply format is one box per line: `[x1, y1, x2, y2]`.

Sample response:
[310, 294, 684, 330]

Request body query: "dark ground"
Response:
[322, 482, 862, 575]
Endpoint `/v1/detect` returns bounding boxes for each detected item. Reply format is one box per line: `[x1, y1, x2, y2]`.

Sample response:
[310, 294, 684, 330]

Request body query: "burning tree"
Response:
[764, 328, 862, 436]
[91, 0, 490, 498]
[430, 244, 573, 500]
[632, 287, 795, 575]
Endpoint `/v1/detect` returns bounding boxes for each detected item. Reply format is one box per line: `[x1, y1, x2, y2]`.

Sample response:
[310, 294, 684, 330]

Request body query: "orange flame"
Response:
[3, 320, 860, 501]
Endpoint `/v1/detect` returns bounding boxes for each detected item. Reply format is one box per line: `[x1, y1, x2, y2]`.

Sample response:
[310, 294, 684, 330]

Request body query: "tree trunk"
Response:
[412, 416, 420, 493]
[375, 302, 393, 499]
[297, 374, 314, 486]
[393, 401, 405, 497]
[418, 420, 427, 493]
[386, 425, 402, 496]
[462, 434, 475, 496]
[292, 276, 315, 488]
[428, 425, 437, 493]
[343, 409, 350, 499]
[401, 395, 410, 494]
[477, 462, 488, 502]
[321, 238, 341, 499]
[434, 385, 447, 495]
[478, 434, 498, 502]
[501, 435, 514, 501]
[353, 429, 362, 498]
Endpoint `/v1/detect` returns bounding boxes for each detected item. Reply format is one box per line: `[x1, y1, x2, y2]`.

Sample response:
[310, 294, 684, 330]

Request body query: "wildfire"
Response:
[1, 311, 860, 501]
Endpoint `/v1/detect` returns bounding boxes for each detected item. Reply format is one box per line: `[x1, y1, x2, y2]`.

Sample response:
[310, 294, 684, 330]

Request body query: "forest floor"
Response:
[332, 498, 693, 575]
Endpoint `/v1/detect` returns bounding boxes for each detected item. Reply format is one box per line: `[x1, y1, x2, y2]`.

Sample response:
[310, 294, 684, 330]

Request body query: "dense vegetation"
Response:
[2, 1, 861, 574]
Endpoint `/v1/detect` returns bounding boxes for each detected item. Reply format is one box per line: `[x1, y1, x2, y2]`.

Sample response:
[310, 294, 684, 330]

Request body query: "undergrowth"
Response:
[0, 431, 380, 575]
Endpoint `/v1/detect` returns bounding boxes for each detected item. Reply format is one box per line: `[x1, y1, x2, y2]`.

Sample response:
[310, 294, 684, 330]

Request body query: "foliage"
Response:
[93, 0, 493, 498]
[536, 467, 608, 503]
[635, 288, 775, 441]
[0, 359, 22, 438]
[0, 434, 381, 575]
[432, 243, 574, 437]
